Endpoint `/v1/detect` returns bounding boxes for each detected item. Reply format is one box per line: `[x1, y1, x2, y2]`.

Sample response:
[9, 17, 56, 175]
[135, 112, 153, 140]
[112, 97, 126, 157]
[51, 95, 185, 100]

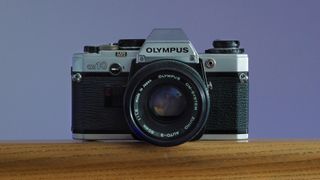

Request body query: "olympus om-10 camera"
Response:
[71, 28, 249, 146]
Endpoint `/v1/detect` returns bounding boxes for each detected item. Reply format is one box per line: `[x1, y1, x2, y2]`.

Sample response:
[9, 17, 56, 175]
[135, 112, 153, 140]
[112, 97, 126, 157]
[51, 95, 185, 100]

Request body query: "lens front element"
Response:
[149, 86, 187, 117]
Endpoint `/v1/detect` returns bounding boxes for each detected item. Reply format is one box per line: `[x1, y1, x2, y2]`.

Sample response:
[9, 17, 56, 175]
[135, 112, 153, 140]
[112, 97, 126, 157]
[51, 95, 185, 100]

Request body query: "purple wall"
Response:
[0, 0, 319, 140]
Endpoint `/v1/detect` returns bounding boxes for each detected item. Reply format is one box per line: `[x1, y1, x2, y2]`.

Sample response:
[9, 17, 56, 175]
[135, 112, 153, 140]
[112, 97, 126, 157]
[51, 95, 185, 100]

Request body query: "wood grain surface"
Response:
[0, 140, 320, 179]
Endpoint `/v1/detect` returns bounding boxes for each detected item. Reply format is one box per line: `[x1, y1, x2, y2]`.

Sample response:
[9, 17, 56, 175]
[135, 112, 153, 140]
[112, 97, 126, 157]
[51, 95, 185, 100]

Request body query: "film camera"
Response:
[71, 29, 249, 146]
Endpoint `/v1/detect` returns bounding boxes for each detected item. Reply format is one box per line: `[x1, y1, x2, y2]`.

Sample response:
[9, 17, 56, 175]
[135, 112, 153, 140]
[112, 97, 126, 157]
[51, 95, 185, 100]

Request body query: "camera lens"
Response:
[124, 60, 210, 147]
[149, 85, 187, 117]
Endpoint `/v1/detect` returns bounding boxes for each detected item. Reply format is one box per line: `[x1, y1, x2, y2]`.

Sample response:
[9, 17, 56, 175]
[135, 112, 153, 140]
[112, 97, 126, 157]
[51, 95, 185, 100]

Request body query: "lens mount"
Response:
[124, 60, 210, 146]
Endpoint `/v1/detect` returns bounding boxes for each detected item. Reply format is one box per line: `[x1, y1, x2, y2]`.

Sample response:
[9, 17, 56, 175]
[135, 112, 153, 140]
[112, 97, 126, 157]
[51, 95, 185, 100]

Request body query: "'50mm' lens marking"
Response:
[132, 75, 199, 138]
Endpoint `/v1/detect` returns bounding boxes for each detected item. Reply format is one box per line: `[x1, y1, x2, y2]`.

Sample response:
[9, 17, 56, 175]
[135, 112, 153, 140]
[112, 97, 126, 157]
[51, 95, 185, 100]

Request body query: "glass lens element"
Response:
[149, 86, 187, 117]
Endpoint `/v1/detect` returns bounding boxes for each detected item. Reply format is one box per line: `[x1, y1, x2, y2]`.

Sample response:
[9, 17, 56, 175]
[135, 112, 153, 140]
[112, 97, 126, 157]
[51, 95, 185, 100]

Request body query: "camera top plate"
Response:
[137, 28, 199, 64]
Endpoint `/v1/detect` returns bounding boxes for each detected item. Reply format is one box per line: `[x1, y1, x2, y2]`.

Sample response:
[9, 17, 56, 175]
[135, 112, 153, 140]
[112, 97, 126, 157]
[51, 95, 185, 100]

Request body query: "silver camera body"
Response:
[72, 29, 249, 145]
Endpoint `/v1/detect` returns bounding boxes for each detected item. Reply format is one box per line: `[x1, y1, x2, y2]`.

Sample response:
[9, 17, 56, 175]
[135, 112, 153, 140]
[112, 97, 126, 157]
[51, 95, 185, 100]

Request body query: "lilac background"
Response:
[0, 0, 319, 140]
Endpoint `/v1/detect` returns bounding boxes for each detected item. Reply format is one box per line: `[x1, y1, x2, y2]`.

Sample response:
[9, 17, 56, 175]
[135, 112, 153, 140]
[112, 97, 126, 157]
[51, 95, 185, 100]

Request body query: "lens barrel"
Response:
[123, 60, 210, 146]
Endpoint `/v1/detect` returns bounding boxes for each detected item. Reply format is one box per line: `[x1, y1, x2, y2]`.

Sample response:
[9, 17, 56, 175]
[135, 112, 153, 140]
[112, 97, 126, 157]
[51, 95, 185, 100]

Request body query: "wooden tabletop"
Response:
[0, 140, 320, 179]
